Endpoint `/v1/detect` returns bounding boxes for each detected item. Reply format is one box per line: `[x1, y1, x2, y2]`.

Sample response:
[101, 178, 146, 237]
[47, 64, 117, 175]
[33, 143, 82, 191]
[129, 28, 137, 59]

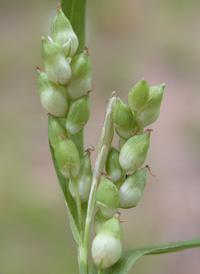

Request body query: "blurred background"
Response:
[0, 0, 200, 273]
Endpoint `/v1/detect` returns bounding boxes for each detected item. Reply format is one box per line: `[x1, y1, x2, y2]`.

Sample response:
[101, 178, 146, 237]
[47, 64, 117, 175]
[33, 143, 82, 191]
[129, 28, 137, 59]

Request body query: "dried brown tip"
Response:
[100, 171, 106, 176]
[145, 165, 156, 177]
[35, 66, 41, 70]
[57, 2, 61, 9]
[84, 46, 89, 54]
[59, 132, 68, 140]
[137, 128, 153, 135]
[87, 81, 94, 95]
[85, 144, 95, 155]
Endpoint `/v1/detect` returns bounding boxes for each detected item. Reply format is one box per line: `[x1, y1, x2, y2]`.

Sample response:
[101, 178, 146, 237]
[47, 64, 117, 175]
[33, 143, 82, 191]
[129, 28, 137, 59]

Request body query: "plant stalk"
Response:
[83, 93, 117, 265]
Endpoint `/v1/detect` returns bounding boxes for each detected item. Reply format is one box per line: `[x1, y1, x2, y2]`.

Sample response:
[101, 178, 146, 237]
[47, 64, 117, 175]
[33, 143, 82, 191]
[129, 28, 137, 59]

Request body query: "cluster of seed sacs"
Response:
[37, 7, 165, 271]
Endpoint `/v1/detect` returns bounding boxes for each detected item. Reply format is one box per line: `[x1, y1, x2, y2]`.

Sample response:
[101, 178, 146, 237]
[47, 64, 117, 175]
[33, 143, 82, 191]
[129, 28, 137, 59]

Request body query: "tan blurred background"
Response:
[0, 0, 200, 273]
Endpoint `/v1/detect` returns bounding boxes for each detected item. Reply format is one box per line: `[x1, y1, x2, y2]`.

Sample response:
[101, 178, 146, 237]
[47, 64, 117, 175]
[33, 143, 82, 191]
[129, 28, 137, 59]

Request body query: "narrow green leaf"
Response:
[49, 139, 82, 245]
[90, 237, 200, 274]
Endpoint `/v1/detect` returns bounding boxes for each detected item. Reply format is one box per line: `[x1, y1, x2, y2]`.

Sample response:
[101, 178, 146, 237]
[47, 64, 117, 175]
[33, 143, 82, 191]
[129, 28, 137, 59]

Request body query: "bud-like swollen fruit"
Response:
[119, 132, 150, 172]
[48, 116, 68, 147]
[119, 168, 146, 208]
[118, 137, 126, 151]
[136, 84, 165, 128]
[66, 96, 90, 135]
[54, 138, 80, 178]
[105, 147, 125, 184]
[94, 211, 106, 235]
[92, 213, 122, 269]
[68, 153, 92, 202]
[51, 8, 79, 57]
[96, 176, 119, 220]
[113, 98, 135, 140]
[127, 79, 149, 111]
[66, 51, 92, 100]
[37, 70, 68, 117]
[41, 37, 72, 85]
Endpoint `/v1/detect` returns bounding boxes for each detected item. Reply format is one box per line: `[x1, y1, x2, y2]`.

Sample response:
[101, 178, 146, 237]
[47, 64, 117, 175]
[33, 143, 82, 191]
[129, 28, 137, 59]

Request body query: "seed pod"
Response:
[127, 79, 149, 111]
[41, 37, 72, 85]
[54, 138, 80, 178]
[94, 211, 106, 235]
[119, 168, 146, 208]
[136, 84, 165, 128]
[68, 153, 92, 202]
[48, 116, 68, 147]
[51, 8, 79, 57]
[118, 137, 126, 151]
[105, 147, 125, 184]
[66, 96, 90, 135]
[119, 132, 150, 172]
[92, 213, 122, 269]
[37, 70, 68, 117]
[66, 51, 92, 100]
[96, 176, 119, 220]
[113, 98, 135, 140]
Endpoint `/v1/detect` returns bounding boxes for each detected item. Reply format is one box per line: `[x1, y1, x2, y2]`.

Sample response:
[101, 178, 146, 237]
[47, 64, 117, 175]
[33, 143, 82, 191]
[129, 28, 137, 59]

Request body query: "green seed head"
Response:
[66, 95, 90, 135]
[113, 98, 135, 140]
[119, 168, 146, 208]
[119, 132, 150, 172]
[118, 137, 126, 151]
[54, 138, 80, 178]
[136, 83, 165, 128]
[66, 51, 92, 100]
[37, 70, 68, 117]
[51, 8, 79, 57]
[41, 37, 72, 85]
[48, 116, 68, 147]
[69, 152, 92, 202]
[92, 213, 122, 269]
[105, 147, 125, 184]
[94, 211, 107, 235]
[96, 176, 119, 220]
[127, 79, 150, 111]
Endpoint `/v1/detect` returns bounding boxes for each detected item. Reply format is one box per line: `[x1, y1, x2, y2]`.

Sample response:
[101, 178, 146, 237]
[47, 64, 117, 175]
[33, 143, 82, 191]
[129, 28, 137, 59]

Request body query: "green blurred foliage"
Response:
[0, 0, 200, 273]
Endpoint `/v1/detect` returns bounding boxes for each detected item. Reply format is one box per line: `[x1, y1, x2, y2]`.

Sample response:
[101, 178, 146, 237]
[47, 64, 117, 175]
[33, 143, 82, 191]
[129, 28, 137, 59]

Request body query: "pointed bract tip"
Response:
[84, 46, 89, 54]
[56, 2, 61, 9]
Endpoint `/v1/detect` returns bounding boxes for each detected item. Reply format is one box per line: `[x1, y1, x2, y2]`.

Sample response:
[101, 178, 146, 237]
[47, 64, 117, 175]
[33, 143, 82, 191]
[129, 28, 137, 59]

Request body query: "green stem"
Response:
[83, 93, 117, 257]
[78, 245, 88, 274]
[98, 268, 103, 274]
[71, 176, 84, 236]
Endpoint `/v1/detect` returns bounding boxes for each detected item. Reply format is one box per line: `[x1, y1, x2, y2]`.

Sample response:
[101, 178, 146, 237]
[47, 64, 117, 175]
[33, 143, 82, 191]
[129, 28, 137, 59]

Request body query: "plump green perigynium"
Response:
[54, 138, 80, 178]
[119, 132, 150, 172]
[37, 70, 68, 117]
[42, 37, 72, 85]
[94, 211, 107, 235]
[119, 168, 146, 208]
[66, 51, 92, 100]
[48, 116, 68, 147]
[66, 95, 90, 135]
[113, 98, 135, 140]
[96, 176, 119, 220]
[136, 83, 165, 128]
[92, 214, 122, 269]
[127, 79, 149, 111]
[51, 8, 79, 57]
[69, 152, 92, 202]
[106, 147, 125, 184]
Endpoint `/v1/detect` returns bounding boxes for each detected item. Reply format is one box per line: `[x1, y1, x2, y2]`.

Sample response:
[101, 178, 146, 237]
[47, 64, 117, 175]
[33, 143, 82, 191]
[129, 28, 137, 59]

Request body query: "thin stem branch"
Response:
[83, 92, 117, 257]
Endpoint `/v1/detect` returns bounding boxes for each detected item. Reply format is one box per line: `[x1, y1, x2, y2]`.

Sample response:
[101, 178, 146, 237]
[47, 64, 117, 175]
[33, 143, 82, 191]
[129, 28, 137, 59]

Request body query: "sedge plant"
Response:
[36, 1, 200, 273]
